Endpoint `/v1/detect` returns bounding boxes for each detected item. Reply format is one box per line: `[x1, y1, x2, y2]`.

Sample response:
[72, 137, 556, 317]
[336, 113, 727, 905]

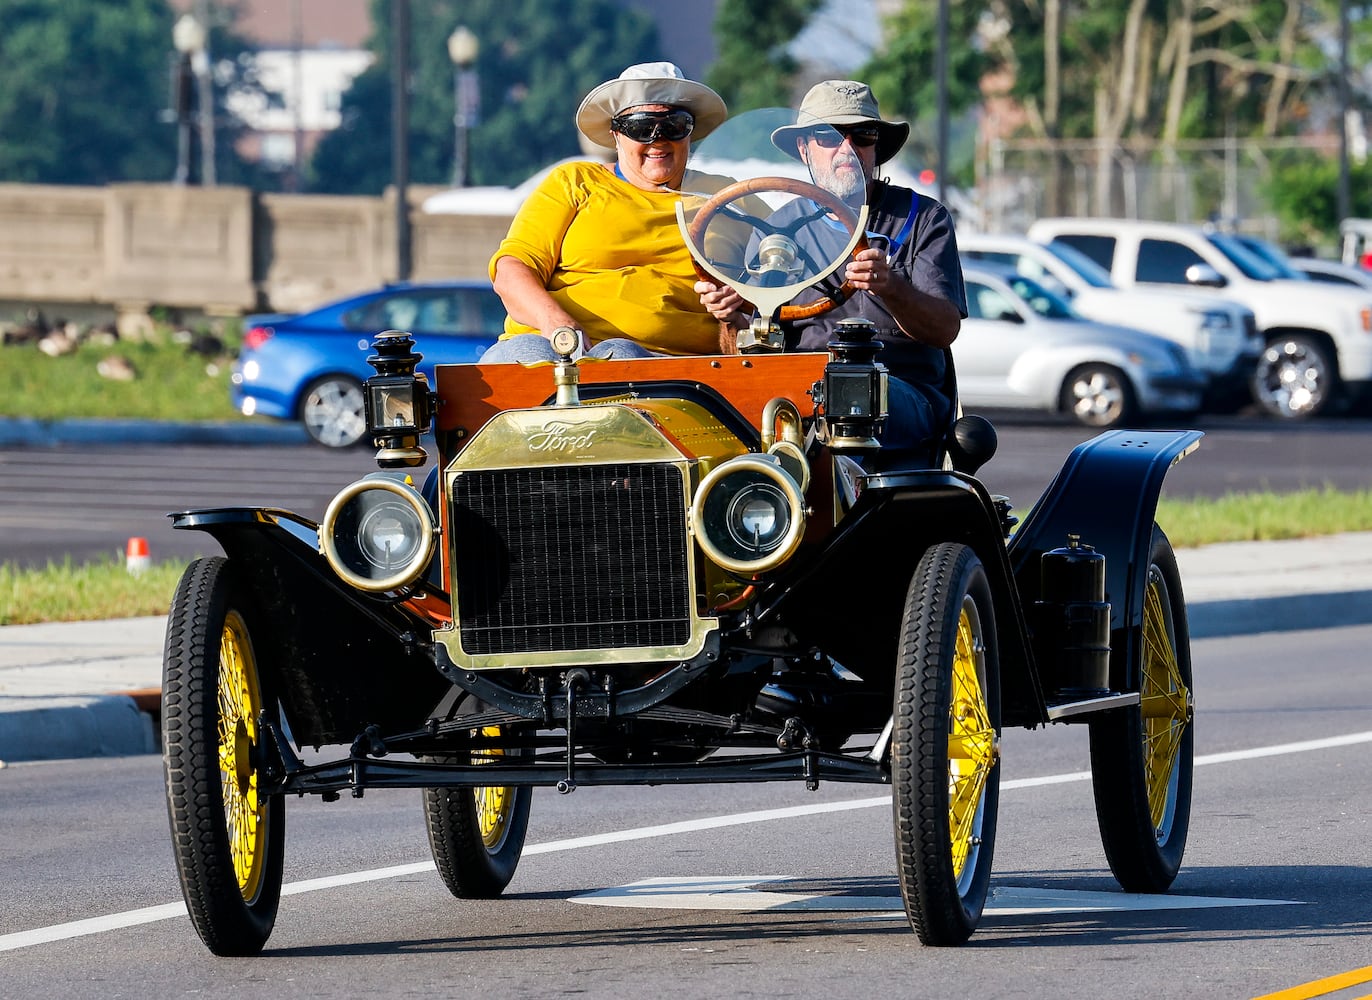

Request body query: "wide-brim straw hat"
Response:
[576, 62, 727, 149]
[771, 80, 910, 165]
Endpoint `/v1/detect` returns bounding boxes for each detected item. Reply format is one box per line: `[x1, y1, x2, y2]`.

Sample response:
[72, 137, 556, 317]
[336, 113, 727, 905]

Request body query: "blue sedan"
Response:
[233, 281, 504, 447]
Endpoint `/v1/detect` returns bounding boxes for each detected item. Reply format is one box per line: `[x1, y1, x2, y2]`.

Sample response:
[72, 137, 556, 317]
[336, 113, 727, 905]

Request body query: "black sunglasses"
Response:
[611, 109, 695, 144]
[808, 125, 880, 149]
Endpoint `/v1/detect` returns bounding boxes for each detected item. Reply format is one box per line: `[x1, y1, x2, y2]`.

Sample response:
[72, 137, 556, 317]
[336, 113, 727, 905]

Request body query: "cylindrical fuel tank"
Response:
[1034, 534, 1111, 695]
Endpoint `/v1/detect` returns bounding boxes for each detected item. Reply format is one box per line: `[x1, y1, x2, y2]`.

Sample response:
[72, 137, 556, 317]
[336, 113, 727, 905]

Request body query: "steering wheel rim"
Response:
[686, 176, 869, 322]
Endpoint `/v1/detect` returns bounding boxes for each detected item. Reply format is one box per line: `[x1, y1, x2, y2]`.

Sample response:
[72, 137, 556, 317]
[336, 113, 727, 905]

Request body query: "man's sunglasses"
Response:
[808, 126, 880, 149]
[611, 110, 695, 144]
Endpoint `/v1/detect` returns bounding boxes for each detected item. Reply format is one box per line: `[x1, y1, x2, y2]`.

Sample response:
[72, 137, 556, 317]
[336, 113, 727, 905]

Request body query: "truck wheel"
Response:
[422, 727, 532, 898]
[1088, 525, 1193, 892]
[300, 374, 367, 448]
[163, 557, 284, 956]
[1061, 363, 1137, 428]
[1251, 336, 1335, 419]
[892, 543, 1001, 946]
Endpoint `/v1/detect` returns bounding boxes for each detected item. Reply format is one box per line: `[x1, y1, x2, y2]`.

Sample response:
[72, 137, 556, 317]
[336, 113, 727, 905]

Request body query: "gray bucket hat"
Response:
[576, 62, 728, 149]
[771, 80, 910, 165]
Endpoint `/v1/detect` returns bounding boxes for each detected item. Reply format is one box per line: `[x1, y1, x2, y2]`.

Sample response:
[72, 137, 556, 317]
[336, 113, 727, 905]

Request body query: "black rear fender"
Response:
[1007, 429, 1203, 693]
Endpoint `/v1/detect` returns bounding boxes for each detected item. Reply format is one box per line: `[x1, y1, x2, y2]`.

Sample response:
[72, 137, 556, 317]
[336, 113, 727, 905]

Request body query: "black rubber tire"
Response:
[1061, 363, 1138, 428]
[163, 557, 285, 956]
[299, 374, 367, 448]
[1088, 525, 1194, 892]
[892, 543, 1001, 946]
[1250, 335, 1337, 419]
[422, 736, 532, 899]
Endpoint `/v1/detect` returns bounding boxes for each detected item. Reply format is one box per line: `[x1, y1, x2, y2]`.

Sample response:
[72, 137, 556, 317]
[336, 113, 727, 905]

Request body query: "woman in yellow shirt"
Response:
[483, 62, 737, 362]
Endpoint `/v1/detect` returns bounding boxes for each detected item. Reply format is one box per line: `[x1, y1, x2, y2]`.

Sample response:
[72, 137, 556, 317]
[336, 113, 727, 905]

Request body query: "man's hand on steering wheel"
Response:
[844, 246, 895, 296]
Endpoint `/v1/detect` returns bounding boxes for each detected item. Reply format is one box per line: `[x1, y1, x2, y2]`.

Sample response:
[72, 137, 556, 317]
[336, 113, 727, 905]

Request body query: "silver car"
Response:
[954, 264, 1207, 428]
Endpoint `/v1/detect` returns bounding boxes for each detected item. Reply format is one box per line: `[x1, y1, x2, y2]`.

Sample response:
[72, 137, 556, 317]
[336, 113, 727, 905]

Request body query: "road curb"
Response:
[0, 417, 307, 447]
[0, 693, 157, 765]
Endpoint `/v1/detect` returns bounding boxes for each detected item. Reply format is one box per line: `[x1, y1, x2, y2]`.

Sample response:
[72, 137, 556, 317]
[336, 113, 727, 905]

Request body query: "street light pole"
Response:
[1337, 0, 1351, 225]
[391, 0, 412, 282]
[447, 26, 479, 187]
[171, 13, 206, 186]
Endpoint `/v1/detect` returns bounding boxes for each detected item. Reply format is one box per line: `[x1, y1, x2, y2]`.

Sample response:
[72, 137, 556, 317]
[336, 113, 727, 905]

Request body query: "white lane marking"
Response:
[4, 728, 1368, 953]
[572, 876, 1301, 916]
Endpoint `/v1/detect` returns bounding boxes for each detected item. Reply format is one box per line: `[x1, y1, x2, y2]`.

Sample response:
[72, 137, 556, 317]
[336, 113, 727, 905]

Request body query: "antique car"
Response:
[161, 110, 1200, 955]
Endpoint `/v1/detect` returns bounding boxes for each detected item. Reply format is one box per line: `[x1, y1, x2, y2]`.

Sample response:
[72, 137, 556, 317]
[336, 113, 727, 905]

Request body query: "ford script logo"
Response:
[527, 421, 596, 453]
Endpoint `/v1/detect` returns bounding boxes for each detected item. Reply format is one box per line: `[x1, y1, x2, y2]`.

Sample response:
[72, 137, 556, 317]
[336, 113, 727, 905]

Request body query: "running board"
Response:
[1045, 691, 1140, 721]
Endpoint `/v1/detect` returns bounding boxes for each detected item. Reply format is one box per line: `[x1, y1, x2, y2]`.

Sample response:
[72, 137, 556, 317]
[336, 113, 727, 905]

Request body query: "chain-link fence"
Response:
[976, 135, 1342, 241]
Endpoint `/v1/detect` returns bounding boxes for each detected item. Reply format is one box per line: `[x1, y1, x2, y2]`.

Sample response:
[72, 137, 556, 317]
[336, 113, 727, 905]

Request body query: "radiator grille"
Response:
[450, 463, 692, 655]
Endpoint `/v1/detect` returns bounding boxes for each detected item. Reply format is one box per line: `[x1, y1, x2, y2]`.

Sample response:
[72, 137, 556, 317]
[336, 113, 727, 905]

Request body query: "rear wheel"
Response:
[892, 543, 1001, 946]
[422, 726, 532, 898]
[300, 374, 367, 448]
[1250, 335, 1336, 419]
[1088, 525, 1193, 892]
[1061, 363, 1137, 427]
[163, 557, 284, 956]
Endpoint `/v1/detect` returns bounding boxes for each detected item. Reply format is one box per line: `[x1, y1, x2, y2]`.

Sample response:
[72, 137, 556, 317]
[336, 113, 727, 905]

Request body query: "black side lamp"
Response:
[365, 329, 431, 468]
[819, 316, 888, 451]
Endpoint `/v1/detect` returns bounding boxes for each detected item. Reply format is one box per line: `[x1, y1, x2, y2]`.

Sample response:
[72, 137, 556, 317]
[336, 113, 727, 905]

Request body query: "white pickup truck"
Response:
[1027, 218, 1372, 419]
[959, 233, 1260, 411]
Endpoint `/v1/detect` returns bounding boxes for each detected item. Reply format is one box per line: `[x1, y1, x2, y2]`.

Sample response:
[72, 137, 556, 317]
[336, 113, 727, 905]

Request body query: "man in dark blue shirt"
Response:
[698, 80, 967, 458]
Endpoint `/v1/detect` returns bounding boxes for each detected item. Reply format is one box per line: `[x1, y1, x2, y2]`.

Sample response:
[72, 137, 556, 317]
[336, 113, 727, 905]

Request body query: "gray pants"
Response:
[479, 334, 664, 364]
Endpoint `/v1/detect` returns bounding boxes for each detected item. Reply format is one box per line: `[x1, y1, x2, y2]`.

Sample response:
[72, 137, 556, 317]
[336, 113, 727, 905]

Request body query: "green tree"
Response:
[0, 0, 178, 182]
[0, 0, 262, 186]
[706, 0, 822, 111]
[308, 0, 659, 194]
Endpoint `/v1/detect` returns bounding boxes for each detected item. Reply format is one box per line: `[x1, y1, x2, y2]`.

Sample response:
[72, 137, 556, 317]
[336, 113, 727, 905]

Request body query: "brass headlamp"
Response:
[818, 316, 888, 451]
[364, 329, 432, 468]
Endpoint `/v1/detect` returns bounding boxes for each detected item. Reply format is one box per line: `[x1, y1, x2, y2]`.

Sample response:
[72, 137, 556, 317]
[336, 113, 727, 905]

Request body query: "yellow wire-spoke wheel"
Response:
[218, 610, 268, 902]
[1088, 525, 1194, 894]
[893, 542, 1001, 947]
[1139, 567, 1191, 832]
[947, 596, 996, 885]
[422, 725, 532, 899]
[472, 726, 516, 850]
[163, 556, 284, 956]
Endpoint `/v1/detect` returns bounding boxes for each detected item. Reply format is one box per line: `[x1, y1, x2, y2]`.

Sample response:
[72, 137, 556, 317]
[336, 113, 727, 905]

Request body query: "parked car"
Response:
[1028, 217, 1372, 419]
[234, 281, 504, 447]
[959, 233, 1260, 409]
[954, 264, 1206, 427]
[1289, 256, 1372, 290]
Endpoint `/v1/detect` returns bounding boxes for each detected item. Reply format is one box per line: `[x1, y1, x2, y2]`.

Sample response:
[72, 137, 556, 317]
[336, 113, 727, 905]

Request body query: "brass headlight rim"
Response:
[691, 454, 805, 575]
[320, 477, 436, 594]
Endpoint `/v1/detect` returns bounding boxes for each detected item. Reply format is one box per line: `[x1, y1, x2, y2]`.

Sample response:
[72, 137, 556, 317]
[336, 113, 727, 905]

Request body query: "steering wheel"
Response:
[687, 176, 869, 322]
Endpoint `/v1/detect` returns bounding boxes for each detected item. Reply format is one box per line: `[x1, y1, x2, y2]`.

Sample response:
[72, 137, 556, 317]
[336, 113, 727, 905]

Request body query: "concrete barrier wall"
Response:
[0, 182, 510, 320]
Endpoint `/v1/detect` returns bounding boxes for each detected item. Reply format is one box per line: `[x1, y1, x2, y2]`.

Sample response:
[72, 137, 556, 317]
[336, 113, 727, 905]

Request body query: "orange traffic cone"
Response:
[126, 536, 150, 575]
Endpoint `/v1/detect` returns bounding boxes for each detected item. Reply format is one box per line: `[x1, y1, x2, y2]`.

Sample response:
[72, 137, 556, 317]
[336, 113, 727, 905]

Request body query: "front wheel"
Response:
[1250, 336, 1337, 419]
[163, 557, 285, 956]
[422, 726, 532, 899]
[892, 543, 1001, 946]
[300, 374, 367, 448]
[1088, 525, 1194, 892]
[1061, 363, 1137, 428]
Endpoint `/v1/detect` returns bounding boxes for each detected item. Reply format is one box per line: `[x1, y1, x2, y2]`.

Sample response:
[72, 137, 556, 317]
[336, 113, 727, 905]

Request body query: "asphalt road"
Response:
[3, 623, 1370, 997]
[4, 412, 1372, 570]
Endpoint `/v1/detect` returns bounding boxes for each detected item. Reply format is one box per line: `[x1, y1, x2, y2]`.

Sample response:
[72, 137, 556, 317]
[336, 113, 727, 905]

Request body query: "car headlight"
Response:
[320, 474, 436, 593]
[691, 454, 805, 575]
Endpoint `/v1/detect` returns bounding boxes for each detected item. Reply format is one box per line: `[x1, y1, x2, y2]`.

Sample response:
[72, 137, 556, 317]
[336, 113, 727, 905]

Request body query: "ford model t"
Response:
[161, 111, 1199, 954]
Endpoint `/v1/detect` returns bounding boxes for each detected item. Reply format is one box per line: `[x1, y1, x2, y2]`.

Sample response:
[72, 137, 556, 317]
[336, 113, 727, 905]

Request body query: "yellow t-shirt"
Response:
[489, 161, 747, 356]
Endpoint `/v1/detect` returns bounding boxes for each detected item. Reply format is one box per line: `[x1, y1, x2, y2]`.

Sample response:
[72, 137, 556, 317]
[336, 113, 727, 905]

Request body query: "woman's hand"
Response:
[694, 280, 751, 329]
